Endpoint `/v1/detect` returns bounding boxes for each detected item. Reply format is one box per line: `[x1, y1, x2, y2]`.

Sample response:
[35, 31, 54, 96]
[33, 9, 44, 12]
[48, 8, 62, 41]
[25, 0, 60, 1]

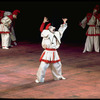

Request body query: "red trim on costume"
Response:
[86, 30, 100, 36]
[86, 33, 100, 36]
[13, 41, 16, 42]
[87, 13, 92, 23]
[39, 48, 61, 63]
[45, 23, 51, 30]
[86, 25, 100, 36]
[89, 25, 95, 27]
[40, 22, 45, 32]
[0, 32, 10, 34]
[46, 48, 56, 51]
[0, 10, 5, 22]
[39, 52, 45, 61]
[40, 59, 61, 63]
[40, 22, 51, 32]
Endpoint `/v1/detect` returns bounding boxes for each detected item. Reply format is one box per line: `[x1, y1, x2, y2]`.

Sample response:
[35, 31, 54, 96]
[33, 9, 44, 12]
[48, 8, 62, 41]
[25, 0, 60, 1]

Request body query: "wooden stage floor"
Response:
[0, 42, 100, 99]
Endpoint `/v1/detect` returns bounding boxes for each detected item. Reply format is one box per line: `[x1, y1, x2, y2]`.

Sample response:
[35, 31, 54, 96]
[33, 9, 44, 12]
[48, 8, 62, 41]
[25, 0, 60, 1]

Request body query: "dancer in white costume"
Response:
[35, 17, 68, 83]
[0, 10, 20, 49]
[79, 5, 100, 53]
[4, 11, 17, 46]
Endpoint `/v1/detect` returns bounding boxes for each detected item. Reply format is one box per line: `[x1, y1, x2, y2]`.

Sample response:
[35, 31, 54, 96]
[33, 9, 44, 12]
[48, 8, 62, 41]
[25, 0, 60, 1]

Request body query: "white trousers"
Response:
[36, 61, 63, 82]
[10, 26, 16, 41]
[1, 33, 10, 47]
[83, 36, 100, 52]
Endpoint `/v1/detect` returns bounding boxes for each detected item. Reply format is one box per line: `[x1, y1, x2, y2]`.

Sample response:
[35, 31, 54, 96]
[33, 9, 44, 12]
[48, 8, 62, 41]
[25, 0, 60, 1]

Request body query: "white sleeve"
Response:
[80, 17, 87, 29]
[1, 16, 12, 26]
[41, 30, 50, 38]
[58, 23, 68, 38]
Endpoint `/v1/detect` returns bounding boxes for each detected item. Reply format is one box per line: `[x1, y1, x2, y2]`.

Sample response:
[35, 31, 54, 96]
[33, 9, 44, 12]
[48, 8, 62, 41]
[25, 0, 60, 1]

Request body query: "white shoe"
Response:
[2, 47, 9, 49]
[14, 42, 17, 46]
[95, 51, 99, 53]
[83, 50, 86, 53]
[35, 79, 40, 83]
[54, 76, 66, 80]
[61, 76, 66, 80]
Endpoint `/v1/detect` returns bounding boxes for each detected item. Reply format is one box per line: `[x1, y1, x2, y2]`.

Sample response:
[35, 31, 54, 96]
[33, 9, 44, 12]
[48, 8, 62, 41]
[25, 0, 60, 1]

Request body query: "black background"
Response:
[0, 0, 100, 44]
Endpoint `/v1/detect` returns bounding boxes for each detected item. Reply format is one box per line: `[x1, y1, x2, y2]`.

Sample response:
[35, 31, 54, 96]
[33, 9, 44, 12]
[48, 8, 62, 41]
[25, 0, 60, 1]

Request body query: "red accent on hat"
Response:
[45, 23, 51, 30]
[94, 5, 99, 11]
[0, 10, 5, 14]
[12, 9, 20, 15]
[7, 15, 13, 20]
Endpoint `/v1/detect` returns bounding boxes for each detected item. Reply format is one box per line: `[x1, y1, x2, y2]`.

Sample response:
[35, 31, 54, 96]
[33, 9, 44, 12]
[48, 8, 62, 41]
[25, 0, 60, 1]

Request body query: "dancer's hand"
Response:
[62, 18, 68, 24]
[43, 17, 49, 23]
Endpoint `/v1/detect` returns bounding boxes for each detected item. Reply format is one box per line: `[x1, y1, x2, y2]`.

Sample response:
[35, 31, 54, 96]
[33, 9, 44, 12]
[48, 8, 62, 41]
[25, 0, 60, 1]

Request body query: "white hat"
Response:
[4, 11, 12, 16]
[49, 26, 55, 32]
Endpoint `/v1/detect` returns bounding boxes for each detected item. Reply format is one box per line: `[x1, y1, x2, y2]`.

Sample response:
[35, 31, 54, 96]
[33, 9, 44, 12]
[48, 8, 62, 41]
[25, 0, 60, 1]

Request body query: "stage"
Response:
[0, 42, 100, 99]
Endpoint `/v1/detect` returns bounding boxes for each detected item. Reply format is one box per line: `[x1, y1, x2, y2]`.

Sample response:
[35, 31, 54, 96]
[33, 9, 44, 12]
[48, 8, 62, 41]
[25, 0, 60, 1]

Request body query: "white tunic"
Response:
[0, 16, 12, 33]
[40, 23, 67, 63]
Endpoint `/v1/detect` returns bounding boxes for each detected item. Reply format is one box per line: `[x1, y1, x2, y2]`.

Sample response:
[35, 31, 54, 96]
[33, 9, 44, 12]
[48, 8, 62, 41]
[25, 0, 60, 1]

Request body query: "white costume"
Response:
[0, 16, 12, 49]
[0, 10, 20, 49]
[36, 22, 68, 83]
[80, 5, 100, 53]
[4, 11, 17, 46]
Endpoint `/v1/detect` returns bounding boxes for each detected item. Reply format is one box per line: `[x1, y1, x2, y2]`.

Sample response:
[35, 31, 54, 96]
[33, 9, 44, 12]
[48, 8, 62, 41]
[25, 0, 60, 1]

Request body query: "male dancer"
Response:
[0, 10, 20, 49]
[35, 17, 68, 83]
[79, 5, 100, 53]
[4, 11, 17, 47]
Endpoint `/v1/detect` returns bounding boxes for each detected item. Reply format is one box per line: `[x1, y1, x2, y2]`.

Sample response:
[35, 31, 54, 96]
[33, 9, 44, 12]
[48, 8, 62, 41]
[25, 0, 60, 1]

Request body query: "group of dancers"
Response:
[0, 5, 100, 83]
[0, 9, 20, 49]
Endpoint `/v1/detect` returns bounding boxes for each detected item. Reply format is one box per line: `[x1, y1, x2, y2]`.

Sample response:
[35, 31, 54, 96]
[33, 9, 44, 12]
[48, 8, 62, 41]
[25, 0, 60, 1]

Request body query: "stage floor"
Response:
[0, 42, 100, 99]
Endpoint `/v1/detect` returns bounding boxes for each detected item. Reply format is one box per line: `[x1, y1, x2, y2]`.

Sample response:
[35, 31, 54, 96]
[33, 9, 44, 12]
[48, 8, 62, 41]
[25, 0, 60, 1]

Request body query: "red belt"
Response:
[46, 48, 56, 51]
[89, 25, 95, 27]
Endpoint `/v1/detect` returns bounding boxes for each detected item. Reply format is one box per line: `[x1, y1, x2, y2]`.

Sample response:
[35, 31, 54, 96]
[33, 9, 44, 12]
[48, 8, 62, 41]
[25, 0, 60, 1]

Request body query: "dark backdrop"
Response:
[0, 0, 100, 44]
